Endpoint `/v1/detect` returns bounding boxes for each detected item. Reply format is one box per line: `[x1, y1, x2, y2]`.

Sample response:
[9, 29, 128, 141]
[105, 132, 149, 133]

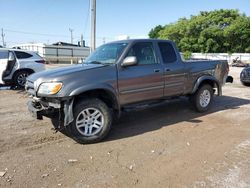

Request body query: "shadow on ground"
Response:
[105, 95, 250, 142]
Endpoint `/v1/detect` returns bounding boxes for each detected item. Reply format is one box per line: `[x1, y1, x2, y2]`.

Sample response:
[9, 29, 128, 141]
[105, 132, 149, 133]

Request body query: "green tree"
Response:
[149, 9, 250, 53]
[148, 25, 164, 39]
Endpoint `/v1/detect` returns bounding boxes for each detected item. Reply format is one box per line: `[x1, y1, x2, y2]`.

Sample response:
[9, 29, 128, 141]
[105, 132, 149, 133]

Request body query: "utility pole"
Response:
[1, 28, 6, 47]
[90, 0, 96, 52]
[69, 28, 74, 44]
[80, 34, 84, 46]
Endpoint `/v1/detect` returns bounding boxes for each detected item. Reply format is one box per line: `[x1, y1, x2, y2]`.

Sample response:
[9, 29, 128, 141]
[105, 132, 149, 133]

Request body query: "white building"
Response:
[12, 42, 90, 64]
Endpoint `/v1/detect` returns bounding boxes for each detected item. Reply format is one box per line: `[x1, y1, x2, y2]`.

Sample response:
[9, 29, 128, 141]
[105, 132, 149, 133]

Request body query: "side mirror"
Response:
[8, 51, 15, 61]
[121, 56, 137, 67]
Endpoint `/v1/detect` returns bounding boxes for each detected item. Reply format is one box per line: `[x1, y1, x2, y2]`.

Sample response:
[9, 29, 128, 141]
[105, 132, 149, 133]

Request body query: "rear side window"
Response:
[0, 51, 8, 59]
[158, 42, 177, 63]
[14, 51, 33, 59]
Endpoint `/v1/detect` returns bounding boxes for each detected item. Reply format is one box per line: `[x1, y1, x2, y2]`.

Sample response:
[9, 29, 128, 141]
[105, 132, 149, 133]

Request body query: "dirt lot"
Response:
[0, 67, 250, 188]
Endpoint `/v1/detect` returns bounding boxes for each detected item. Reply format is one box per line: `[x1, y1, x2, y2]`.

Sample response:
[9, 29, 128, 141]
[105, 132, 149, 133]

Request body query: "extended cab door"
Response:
[157, 42, 186, 97]
[118, 42, 164, 105]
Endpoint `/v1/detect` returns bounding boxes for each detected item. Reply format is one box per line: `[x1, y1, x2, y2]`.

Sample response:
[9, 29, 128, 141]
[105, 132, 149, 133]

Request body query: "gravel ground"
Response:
[0, 67, 249, 188]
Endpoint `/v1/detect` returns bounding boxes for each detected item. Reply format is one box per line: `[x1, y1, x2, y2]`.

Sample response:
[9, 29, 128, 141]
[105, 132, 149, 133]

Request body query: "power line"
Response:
[4, 29, 69, 38]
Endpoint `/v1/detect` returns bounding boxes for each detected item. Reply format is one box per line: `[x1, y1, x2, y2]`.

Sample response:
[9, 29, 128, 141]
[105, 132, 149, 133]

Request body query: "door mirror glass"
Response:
[8, 51, 15, 61]
[121, 56, 137, 67]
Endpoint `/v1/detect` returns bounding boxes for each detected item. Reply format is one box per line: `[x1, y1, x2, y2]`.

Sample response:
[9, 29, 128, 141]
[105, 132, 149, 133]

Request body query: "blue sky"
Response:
[1, 0, 250, 47]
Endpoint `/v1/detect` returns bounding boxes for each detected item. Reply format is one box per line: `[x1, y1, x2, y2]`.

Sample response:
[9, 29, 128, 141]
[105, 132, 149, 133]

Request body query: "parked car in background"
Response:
[0, 49, 46, 88]
[231, 57, 248, 67]
[240, 66, 250, 86]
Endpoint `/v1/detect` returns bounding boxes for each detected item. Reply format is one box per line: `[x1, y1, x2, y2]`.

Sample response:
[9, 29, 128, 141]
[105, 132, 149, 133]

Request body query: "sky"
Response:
[1, 0, 250, 47]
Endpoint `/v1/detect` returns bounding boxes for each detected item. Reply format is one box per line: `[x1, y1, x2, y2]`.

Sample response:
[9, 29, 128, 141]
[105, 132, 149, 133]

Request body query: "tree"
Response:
[148, 25, 164, 39]
[149, 9, 250, 53]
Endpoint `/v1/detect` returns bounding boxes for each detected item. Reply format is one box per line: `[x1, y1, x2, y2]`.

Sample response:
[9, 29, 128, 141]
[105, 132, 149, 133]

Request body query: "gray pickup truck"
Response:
[26, 39, 230, 144]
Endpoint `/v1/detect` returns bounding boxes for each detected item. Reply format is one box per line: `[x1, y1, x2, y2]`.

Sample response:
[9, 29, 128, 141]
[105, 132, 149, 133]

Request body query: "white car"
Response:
[0, 49, 45, 87]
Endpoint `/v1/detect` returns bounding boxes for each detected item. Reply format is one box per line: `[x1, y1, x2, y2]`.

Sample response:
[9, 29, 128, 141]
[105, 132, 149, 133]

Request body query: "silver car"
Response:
[0, 49, 45, 87]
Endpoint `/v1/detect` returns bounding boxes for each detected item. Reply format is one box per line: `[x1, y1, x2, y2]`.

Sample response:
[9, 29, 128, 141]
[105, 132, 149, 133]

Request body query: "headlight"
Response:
[38, 82, 63, 95]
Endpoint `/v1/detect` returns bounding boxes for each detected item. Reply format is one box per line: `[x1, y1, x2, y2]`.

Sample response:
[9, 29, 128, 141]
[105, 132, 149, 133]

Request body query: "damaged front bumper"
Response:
[27, 96, 74, 128]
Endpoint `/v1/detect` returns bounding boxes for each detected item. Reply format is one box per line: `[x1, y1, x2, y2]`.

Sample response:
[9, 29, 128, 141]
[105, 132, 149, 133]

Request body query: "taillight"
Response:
[35, 60, 46, 64]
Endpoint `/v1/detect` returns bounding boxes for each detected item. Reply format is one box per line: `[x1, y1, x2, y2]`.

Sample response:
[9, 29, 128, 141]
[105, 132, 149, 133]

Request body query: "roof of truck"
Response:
[106, 39, 174, 44]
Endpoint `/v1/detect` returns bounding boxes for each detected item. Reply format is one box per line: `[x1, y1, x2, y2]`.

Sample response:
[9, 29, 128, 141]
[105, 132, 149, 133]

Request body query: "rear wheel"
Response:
[68, 98, 112, 144]
[14, 70, 31, 88]
[190, 84, 213, 112]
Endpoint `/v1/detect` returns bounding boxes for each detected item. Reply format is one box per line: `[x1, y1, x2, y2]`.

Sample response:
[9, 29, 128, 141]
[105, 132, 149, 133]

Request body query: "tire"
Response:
[241, 81, 250, 87]
[190, 84, 213, 112]
[51, 118, 71, 137]
[67, 98, 112, 144]
[13, 70, 31, 88]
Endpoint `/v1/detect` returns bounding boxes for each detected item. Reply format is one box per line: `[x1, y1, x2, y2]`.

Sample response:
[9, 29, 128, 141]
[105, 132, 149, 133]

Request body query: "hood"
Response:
[27, 64, 105, 83]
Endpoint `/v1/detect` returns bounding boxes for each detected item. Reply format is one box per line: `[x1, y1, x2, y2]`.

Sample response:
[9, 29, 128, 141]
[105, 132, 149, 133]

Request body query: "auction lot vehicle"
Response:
[240, 66, 250, 86]
[0, 49, 45, 87]
[26, 39, 230, 144]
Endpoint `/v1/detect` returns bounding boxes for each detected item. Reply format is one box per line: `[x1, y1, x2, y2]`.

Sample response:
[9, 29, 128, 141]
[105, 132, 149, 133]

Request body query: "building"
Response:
[12, 42, 90, 64]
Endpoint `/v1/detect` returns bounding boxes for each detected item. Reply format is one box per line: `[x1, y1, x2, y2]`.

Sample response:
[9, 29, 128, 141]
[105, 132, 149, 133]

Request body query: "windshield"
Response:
[85, 42, 128, 64]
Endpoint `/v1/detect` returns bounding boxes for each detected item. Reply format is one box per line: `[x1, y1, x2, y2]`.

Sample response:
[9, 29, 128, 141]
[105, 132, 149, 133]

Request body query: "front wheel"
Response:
[190, 84, 214, 112]
[68, 98, 112, 144]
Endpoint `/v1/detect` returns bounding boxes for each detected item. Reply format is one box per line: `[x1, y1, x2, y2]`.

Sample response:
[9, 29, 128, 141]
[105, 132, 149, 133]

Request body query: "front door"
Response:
[118, 42, 164, 105]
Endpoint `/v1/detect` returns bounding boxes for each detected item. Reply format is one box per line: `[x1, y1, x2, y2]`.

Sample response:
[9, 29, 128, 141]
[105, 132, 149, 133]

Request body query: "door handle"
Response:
[154, 69, 160, 73]
[165, 68, 171, 72]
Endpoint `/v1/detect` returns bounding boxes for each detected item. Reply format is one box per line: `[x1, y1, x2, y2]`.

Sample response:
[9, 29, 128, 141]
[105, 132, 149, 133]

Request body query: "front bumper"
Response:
[27, 96, 74, 128]
[27, 100, 43, 120]
[27, 98, 61, 120]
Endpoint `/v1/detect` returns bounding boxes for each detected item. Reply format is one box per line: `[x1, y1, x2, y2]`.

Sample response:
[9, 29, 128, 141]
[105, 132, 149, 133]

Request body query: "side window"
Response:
[0, 51, 8, 59]
[14, 51, 33, 59]
[158, 42, 177, 63]
[126, 42, 157, 65]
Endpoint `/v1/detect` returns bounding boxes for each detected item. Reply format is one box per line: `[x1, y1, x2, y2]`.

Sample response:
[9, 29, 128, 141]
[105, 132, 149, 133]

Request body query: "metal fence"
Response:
[191, 53, 250, 64]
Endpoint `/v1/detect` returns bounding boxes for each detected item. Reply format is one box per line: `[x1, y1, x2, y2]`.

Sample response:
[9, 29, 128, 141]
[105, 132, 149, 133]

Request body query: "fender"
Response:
[69, 83, 117, 98]
[191, 75, 222, 96]
[63, 84, 120, 126]
[69, 83, 120, 111]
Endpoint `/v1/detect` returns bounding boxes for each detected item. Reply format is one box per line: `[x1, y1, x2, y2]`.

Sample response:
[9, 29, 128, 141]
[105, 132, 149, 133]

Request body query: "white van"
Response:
[0, 49, 45, 87]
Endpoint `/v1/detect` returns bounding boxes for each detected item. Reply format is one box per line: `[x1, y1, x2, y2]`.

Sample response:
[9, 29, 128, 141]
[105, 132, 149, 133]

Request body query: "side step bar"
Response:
[122, 98, 179, 112]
